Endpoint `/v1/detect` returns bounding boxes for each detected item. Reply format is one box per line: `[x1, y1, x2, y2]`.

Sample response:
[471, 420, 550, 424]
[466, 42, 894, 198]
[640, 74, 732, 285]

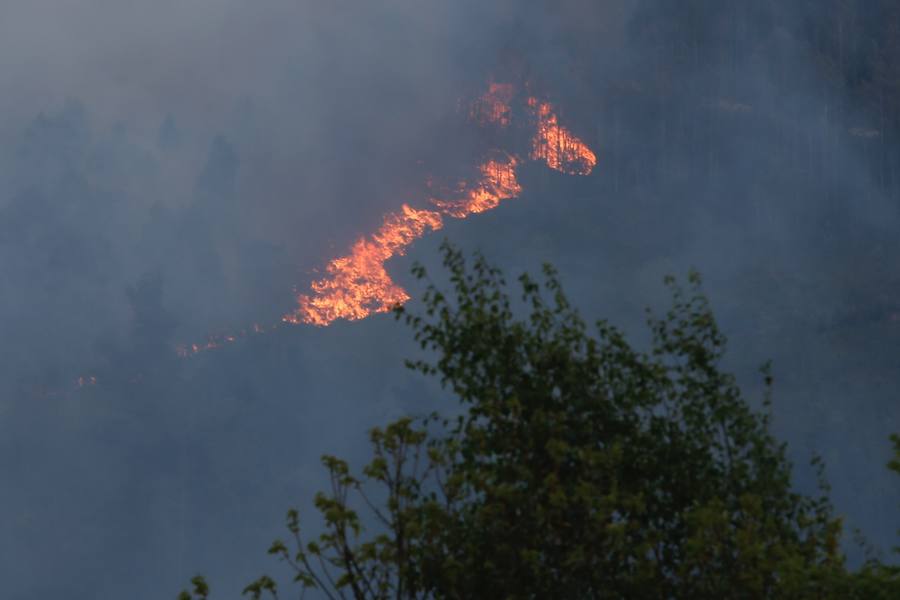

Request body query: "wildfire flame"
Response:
[283, 84, 597, 327]
[60, 81, 597, 401]
[432, 155, 521, 218]
[283, 205, 444, 326]
[469, 82, 514, 127]
[528, 97, 597, 175]
[284, 156, 523, 326]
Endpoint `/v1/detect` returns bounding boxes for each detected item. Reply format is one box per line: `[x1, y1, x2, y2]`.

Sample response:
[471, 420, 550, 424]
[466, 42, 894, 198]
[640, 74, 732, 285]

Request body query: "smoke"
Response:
[0, 1, 898, 597]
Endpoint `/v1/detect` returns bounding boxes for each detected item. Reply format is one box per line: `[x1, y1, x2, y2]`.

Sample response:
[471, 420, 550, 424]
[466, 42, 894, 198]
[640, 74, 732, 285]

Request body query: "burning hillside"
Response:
[282, 83, 597, 326]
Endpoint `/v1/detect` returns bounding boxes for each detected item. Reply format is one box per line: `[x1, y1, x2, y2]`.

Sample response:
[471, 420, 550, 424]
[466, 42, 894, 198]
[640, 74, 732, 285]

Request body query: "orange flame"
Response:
[469, 82, 514, 127]
[55, 83, 598, 400]
[284, 156, 522, 327]
[284, 205, 444, 326]
[283, 83, 597, 328]
[432, 155, 522, 218]
[527, 97, 597, 175]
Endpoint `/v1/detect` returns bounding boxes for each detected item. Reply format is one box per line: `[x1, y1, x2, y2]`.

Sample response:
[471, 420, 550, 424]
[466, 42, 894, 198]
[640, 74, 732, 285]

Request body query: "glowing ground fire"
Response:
[282, 84, 597, 327]
[432, 155, 522, 218]
[284, 205, 444, 326]
[69, 82, 597, 389]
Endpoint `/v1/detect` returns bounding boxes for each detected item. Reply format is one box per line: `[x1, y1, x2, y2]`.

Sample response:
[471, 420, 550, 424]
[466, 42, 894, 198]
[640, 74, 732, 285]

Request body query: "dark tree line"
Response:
[181, 244, 900, 599]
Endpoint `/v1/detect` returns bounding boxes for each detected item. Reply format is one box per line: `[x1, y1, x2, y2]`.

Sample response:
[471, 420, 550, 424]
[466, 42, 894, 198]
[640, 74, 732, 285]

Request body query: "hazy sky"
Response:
[0, 2, 898, 598]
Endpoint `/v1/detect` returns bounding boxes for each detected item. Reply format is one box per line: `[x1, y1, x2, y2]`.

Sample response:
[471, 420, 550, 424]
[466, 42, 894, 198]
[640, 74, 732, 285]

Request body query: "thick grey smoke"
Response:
[0, 1, 898, 598]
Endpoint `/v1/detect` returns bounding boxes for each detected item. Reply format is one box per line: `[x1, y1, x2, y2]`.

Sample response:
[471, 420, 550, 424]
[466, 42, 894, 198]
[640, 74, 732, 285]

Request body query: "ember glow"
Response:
[469, 82, 514, 127]
[284, 83, 597, 327]
[76, 375, 97, 388]
[528, 97, 597, 175]
[175, 322, 273, 357]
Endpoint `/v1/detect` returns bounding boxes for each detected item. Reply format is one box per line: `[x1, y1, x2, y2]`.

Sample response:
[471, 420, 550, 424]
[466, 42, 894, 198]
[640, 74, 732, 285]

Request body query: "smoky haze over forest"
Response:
[0, 1, 898, 597]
